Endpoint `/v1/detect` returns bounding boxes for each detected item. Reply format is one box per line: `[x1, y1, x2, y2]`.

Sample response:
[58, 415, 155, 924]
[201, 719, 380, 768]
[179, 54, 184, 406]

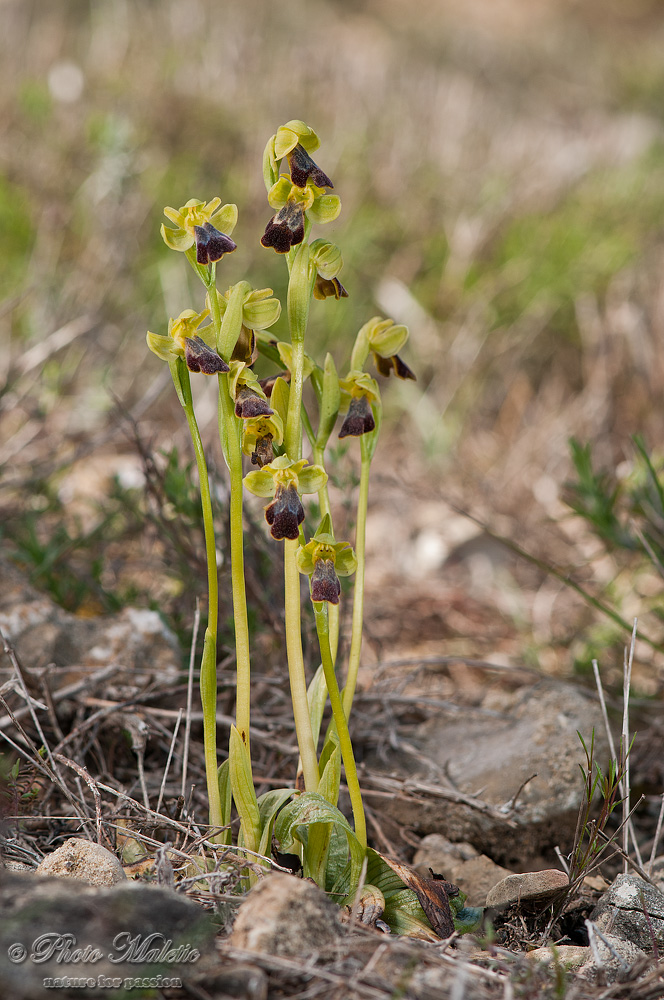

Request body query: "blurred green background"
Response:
[3, 0, 664, 677]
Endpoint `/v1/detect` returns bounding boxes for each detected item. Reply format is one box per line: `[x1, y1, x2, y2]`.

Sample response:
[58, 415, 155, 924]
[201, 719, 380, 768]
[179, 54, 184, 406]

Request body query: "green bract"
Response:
[276, 341, 315, 382]
[161, 198, 238, 253]
[146, 308, 210, 362]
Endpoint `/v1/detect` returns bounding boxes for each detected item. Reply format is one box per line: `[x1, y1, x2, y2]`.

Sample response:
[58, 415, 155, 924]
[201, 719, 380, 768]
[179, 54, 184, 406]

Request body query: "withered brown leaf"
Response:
[381, 856, 457, 939]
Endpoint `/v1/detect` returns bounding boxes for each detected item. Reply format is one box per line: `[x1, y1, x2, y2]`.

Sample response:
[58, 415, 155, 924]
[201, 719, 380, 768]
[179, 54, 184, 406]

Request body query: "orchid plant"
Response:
[147, 121, 480, 937]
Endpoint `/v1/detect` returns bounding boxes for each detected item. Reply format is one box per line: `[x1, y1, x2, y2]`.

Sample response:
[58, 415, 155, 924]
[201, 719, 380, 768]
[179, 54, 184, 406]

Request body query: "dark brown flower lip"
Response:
[314, 275, 348, 301]
[235, 386, 274, 419]
[264, 483, 304, 540]
[184, 335, 230, 374]
[258, 370, 291, 397]
[194, 222, 237, 265]
[374, 352, 416, 381]
[338, 395, 376, 438]
[260, 201, 305, 254]
[310, 558, 341, 604]
[287, 144, 334, 190]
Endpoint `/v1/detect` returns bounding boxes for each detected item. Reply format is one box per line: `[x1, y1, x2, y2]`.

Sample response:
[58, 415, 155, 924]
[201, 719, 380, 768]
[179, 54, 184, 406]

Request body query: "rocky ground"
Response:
[2, 557, 664, 999]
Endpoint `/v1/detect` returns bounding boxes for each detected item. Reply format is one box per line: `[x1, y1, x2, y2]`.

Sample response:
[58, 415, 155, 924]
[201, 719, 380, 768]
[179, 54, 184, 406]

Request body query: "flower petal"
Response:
[210, 202, 238, 236]
[370, 321, 409, 359]
[274, 120, 320, 159]
[160, 224, 194, 252]
[287, 144, 333, 189]
[184, 336, 230, 374]
[146, 330, 177, 362]
[339, 396, 375, 438]
[307, 194, 341, 225]
[244, 467, 277, 498]
[297, 464, 328, 494]
[265, 484, 305, 540]
[194, 223, 237, 264]
[242, 296, 282, 331]
[310, 560, 341, 604]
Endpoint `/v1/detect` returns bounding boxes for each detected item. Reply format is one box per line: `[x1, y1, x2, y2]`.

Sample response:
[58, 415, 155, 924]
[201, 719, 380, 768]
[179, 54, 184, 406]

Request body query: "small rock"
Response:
[230, 873, 342, 958]
[486, 869, 569, 908]
[528, 945, 589, 970]
[0, 557, 180, 698]
[590, 874, 664, 953]
[414, 834, 478, 870]
[579, 930, 651, 984]
[36, 838, 126, 886]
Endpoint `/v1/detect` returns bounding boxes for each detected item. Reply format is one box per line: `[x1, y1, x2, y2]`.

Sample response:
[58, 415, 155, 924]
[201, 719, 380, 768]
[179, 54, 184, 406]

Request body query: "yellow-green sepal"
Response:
[243, 465, 276, 498]
[350, 317, 381, 372]
[267, 175, 293, 210]
[147, 330, 176, 363]
[307, 193, 341, 225]
[298, 463, 328, 494]
[263, 135, 279, 192]
[160, 224, 193, 252]
[370, 319, 409, 358]
[242, 288, 282, 330]
[274, 120, 320, 159]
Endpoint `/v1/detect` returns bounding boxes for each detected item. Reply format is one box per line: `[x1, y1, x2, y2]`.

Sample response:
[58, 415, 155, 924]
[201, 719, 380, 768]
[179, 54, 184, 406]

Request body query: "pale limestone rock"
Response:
[36, 838, 126, 886]
[230, 873, 341, 957]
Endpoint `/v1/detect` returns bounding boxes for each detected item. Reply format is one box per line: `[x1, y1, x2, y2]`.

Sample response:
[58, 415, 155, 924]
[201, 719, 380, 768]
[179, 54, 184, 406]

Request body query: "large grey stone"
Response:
[579, 930, 651, 984]
[368, 679, 609, 867]
[0, 869, 215, 999]
[590, 874, 664, 954]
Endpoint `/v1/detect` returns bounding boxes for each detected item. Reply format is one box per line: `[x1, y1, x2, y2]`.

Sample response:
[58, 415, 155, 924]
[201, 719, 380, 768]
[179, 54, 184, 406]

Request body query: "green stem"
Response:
[314, 602, 366, 849]
[219, 381, 252, 749]
[342, 442, 371, 718]
[282, 242, 319, 788]
[285, 338, 305, 461]
[207, 282, 253, 751]
[175, 363, 223, 831]
[284, 537, 320, 791]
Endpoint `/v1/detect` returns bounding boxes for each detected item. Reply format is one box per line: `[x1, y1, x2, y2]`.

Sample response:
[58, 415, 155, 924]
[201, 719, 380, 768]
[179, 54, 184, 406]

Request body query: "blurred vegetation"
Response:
[3, 0, 664, 676]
